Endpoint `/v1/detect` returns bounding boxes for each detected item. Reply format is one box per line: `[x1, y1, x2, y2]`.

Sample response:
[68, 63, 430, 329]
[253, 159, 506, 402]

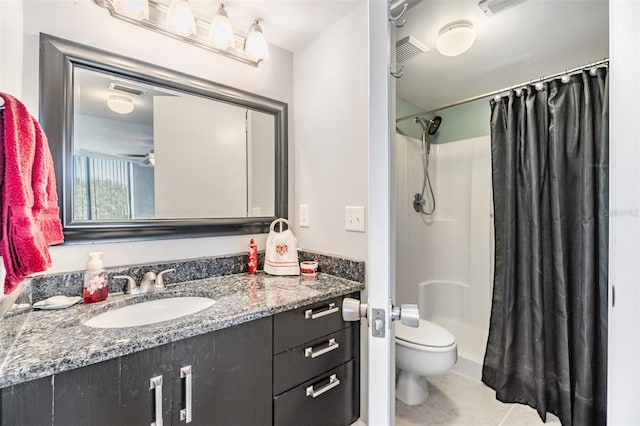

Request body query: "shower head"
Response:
[414, 116, 443, 135]
[428, 116, 442, 135]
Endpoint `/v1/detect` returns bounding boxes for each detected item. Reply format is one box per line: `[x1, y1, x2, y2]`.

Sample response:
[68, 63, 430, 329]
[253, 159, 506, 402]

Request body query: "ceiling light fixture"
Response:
[95, 0, 268, 67]
[245, 19, 269, 63]
[436, 20, 476, 57]
[167, 0, 196, 37]
[210, 3, 234, 50]
[107, 95, 135, 114]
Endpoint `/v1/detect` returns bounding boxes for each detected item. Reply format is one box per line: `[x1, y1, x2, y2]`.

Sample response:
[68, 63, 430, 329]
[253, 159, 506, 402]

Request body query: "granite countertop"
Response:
[0, 272, 364, 389]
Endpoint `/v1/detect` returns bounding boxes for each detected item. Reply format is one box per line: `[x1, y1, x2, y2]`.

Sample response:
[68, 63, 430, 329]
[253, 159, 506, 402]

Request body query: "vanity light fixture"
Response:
[112, 0, 149, 19]
[210, 3, 234, 50]
[107, 95, 135, 114]
[167, 0, 196, 36]
[94, 0, 268, 67]
[245, 19, 269, 62]
[436, 20, 476, 57]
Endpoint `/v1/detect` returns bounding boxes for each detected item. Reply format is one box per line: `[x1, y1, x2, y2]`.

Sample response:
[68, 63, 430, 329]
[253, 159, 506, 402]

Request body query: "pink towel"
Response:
[0, 93, 63, 294]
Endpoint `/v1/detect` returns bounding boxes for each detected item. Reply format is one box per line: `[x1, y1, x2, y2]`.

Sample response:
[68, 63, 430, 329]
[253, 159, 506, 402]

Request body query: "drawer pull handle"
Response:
[306, 374, 341, 398]
[305, 303, 339, 320]
[305, 338, 339, 358]
[180, 365, 192, 423]
[149, 375, 163, 426]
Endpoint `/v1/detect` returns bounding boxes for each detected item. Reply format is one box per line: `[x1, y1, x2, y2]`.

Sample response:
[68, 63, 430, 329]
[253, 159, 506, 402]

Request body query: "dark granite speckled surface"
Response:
[28, 251, 362, 303]
[0, 272, 363, 388]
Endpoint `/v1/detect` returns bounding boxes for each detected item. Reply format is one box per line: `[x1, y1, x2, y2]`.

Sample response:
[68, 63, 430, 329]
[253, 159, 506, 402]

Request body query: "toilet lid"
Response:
[395, 319, 455, 348]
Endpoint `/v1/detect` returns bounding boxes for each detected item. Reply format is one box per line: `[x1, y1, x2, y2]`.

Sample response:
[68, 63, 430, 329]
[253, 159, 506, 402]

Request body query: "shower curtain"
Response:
[482, 69, 608, 426]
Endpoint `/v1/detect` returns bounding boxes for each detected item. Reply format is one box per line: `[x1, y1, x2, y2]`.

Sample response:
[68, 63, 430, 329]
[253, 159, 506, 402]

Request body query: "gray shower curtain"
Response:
[482, 69, 608, 426]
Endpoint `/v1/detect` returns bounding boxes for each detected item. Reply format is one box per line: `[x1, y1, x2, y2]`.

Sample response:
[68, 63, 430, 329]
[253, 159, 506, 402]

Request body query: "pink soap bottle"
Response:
[248, 238, 258, 274]
[83, 252, 108, 303]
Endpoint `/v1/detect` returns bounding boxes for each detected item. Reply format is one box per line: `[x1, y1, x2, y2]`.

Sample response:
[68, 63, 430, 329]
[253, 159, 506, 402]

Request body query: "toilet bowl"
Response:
[395, 319, 457, 405]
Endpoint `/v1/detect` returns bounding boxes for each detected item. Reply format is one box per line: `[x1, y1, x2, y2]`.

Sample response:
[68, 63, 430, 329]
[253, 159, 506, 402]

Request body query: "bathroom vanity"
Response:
[0, 273, 362, 426]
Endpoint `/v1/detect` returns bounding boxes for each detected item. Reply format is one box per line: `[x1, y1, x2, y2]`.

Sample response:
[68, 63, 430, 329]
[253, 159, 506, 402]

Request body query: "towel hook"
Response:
[389, 2, 408, 28]
[390, 63, 405, 79]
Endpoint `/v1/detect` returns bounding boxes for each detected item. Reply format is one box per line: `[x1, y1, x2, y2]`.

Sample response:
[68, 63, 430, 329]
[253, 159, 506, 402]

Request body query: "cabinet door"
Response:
[1, 376, 52, 426]
[210, 317, 272, 426]
[274, 359, 356, 426]
[274, 296, 350, 354]
[53, 358, 120, 426]
[120, 343, 174, 425]
[172, 331, 216, 426]
[273, 326, 355, 395]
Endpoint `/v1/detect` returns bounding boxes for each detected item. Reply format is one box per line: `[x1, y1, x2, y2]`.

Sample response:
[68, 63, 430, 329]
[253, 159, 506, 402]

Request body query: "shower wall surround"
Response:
[395, 133, 493, 380]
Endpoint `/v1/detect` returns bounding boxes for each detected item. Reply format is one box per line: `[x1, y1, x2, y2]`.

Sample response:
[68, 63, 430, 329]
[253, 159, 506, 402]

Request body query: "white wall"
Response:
[608, 0, 640, 423]
[293, 3, 368, 422]
[154, 96, 246, 218]
[249, 111, 276, 217]
[1, 0, 293, 272]
[293, 2, 368, 261]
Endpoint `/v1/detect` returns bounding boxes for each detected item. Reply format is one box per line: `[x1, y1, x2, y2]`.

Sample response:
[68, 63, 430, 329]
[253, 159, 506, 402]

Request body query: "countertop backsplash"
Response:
[3, 249, 365, 314]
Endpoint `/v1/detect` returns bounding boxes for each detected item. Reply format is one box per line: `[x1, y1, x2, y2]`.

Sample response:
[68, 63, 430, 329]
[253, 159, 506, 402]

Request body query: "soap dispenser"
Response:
[248, 238, 258, 274]
[83, 252, 108, 303]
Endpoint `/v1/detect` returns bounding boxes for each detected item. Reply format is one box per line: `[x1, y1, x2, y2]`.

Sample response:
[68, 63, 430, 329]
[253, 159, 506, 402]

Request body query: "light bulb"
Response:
[167, 0, 196, 36]
[113, 0, 149, 19]
[245, 20, 269, 62]
[210, 4, 234, 50]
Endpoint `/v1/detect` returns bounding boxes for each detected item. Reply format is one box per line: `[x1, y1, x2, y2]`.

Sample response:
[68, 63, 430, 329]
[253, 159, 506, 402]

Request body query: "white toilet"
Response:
[395, 319, 457, 405]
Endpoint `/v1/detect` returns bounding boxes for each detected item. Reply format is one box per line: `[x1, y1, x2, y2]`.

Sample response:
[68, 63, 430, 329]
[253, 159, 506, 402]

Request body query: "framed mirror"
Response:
[39, 33, 288, 242]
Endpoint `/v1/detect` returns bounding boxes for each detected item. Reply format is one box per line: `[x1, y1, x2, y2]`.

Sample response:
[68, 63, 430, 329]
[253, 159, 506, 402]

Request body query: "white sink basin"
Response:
[83, 296, 215, 328]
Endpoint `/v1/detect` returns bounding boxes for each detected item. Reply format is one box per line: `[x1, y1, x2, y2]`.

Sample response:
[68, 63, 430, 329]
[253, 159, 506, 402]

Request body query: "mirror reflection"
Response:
[72, 66, 275, 222]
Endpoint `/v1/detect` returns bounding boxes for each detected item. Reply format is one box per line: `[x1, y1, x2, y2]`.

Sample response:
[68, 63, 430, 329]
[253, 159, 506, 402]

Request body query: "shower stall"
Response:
[395, 131, 493, 379]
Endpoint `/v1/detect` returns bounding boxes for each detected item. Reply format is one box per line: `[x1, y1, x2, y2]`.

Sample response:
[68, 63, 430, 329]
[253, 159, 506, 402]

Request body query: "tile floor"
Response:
[395, 371, 562, 426]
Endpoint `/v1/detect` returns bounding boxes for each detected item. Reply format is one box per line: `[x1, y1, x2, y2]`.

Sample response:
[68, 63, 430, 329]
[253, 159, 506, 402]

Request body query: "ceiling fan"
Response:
[117, 150, 155, 167]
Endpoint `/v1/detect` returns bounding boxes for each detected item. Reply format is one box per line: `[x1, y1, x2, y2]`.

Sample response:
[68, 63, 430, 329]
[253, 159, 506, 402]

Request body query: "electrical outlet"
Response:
[300, 204, 309, 227]
[345, 206, 365, 232]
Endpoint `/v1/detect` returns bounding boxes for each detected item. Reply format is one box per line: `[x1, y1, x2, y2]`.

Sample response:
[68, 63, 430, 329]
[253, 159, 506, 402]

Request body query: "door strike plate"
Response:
[371, 308, 386, 338]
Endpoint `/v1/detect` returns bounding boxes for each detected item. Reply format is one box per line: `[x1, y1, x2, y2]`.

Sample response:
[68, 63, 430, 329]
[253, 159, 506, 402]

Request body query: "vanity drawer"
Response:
[273, 326, 356, 395]
[273, 360, 356, 426]
[273, 294, 357, 354]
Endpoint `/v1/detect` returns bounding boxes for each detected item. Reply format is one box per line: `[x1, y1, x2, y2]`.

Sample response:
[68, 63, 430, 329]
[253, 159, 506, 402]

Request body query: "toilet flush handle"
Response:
[391, 304, 420, 327]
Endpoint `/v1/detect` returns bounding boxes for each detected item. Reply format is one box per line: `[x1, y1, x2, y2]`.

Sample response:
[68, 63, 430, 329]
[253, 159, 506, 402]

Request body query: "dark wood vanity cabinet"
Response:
[1, 295, 360, 426]
[273, 294, 360, 426]
[118, 316, 272, 426]
[1, 317, 272, 426]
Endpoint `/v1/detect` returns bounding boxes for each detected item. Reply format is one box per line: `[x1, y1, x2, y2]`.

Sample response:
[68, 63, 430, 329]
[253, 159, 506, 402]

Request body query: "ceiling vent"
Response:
[108, 82, 147, 97]
[478, 0, 527, 17]
[396, 36, 430, 64]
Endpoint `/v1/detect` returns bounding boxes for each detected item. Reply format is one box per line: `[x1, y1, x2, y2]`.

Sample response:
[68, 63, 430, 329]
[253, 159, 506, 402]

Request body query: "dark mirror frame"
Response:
[39, 33, 288, 243]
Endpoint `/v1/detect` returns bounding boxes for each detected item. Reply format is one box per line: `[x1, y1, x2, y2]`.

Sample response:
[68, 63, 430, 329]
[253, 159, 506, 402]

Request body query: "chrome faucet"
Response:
[155, 268, 175, 289]
[114, 268, 176, 295]
[114, 275, 140, 294]
[139, 271, 157, 293]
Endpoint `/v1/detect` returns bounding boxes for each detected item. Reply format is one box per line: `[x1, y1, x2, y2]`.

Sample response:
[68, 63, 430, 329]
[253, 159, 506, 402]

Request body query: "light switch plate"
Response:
[299, 204, 309, 227]
[345, 206, 365, 232]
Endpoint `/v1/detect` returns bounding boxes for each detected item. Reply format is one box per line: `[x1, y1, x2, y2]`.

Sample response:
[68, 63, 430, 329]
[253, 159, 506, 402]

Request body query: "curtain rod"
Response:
[396, 58, 609, 123]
